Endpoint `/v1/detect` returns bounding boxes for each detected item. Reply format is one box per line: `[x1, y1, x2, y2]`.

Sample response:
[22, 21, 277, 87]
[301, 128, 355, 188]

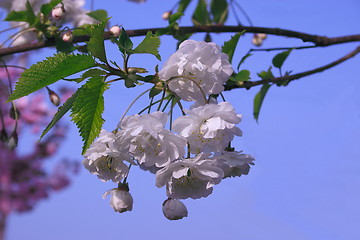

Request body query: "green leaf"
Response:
[272, 49, 292, 69]
[40, 90, 79, 140]
[55, 39, 76, 53]
[210, 0, 228, 24]
[253, 83, 271, 122]
[237, 53, 252, 71]
[86, 20, 108, 63]
[192, 0, 211, 26]
[114, 28, 133, 54]
[132, 32, 161, 60]
[222, 31, 245, 63]
[257, 67, 274, 80]
[8, 53, 96, 101]
[40, 0, 62, 16]
[70, 76, 108, 154]
[87, 10, 108, 22]
[230, 70, 250, 82]
[5, 1, 36, 25]
[177, 0, 192, 13]
[169, 12, 183, 24]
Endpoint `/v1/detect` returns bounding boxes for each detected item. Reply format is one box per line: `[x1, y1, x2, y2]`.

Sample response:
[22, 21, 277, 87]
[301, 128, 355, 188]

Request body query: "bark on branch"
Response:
[224, 45, 360, 90]
[0, 25, 359, 57]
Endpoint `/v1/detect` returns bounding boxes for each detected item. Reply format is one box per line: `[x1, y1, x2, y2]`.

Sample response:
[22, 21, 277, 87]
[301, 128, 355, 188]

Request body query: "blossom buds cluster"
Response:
[83, 40, 254, 220]
[252, 33, 267, 46]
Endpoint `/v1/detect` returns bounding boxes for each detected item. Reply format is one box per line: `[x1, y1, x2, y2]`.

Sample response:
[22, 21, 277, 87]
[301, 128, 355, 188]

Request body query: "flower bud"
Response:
[9, 104, 20, 119]
[258, 33, 267, 40]
[251, 34, 263, 46]
[162, 11, 172, 20]
[103, 183, 133, 213]
[47, 88, 61, 106]
[109, 26, 121, 37]
[162, 198, 188, 220]
[52, 6, 65, 20]
[7, 131, 18, 150]
[61, 30, 73, 42]
[0, 128, 8, 142]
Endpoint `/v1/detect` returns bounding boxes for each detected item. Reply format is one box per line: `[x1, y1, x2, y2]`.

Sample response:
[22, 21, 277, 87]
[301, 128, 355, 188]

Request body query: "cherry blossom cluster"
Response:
[0, 65, 78, 220]
[0, 0, 96, 46]
[83, 40, 255, 220]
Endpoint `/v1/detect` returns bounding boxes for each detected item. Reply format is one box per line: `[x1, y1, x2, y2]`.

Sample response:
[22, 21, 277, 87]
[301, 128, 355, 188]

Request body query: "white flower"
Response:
[156, 153, 224, 199]
[116, 111, 186, 168]
[173, 102, 242, 154]
[103, 184, 133, 213]
[158, 40, 233, 104]
[211, 151, 255, 178]
[162, 198, 188, 220]
[83, 129, 133, 183]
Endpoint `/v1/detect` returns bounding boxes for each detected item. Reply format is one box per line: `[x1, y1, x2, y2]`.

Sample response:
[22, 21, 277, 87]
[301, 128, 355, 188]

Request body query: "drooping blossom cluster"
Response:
[0, 64, 78, 228]
[83, 40, 254, 220]
[0, 0, 97, 47]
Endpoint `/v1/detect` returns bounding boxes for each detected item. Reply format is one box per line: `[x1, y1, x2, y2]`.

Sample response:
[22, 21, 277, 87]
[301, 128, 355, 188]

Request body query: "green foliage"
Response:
[5, 1, 36, 25]
[177, 0, 192, 13]
[86, 20, 108, 63]
[55, 39, 76, 53]
[40, 90, 79, 140]
[133, 32, 161, 60]
[115, 28, 134, 54]
[8, 53, 96, 101]
[149, 82, 164, 98]
[40, 0, 62, 16]
[272, 49, 292, 69]
[210, 0, 228, 24]
[230, 70, 250, 82]
[192, 0, 211, 26]
[222, 31, 245, 63]
[87, 10, 108, 22]
[253, 83, 271, 122]
[169, 12, 183, 24]
[257, 67, 274, 80]
[70, 76, 108, 154]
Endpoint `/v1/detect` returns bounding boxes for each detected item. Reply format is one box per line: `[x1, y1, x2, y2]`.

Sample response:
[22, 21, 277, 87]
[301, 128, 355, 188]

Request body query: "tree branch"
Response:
[0, 25, 359, 57]
[224, 45, 360, 90]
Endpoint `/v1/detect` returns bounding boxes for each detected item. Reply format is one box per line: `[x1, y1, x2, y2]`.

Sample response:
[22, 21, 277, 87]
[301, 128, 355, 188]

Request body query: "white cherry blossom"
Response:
[156, 153, 224, 199]
[116, 111, 186, 168]
[173, 102, 242, 154]
[158, 40, 233, 104]
[83, 129, 133, 183]
[211, 151, 255, 178]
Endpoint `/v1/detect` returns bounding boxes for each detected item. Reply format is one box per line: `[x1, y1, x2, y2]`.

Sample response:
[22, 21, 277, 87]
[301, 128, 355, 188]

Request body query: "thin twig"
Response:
[224, 45, 360, 90]
[1, 25, 359, 57]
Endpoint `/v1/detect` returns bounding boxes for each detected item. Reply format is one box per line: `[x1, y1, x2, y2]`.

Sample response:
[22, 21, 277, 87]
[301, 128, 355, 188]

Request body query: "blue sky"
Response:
[3, 0, 360, 239]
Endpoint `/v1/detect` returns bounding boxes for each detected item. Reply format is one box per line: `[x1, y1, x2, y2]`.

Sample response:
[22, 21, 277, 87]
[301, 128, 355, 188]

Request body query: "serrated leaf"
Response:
[272, 49, 292, 69]
[8, 53, 96, 101]
[177, 0, 192, 13]
[210, 0, 228, 24]
[192, 0, 211, 26]
[86, 21, 108, 63]
[55, 39, 76, 53]
[230, 70, 250, 82]
[237, 53, 252, 71]
[87, 10, 108, 22]
[70, 76, 108, 154]
[253, 83, 271, 122]
[40, 0, 62, 16]
[82, 68, 108, 80]
[132, 32, 161, 60]
[40, 90, 79, 140]
[222, 31, 244, 63]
